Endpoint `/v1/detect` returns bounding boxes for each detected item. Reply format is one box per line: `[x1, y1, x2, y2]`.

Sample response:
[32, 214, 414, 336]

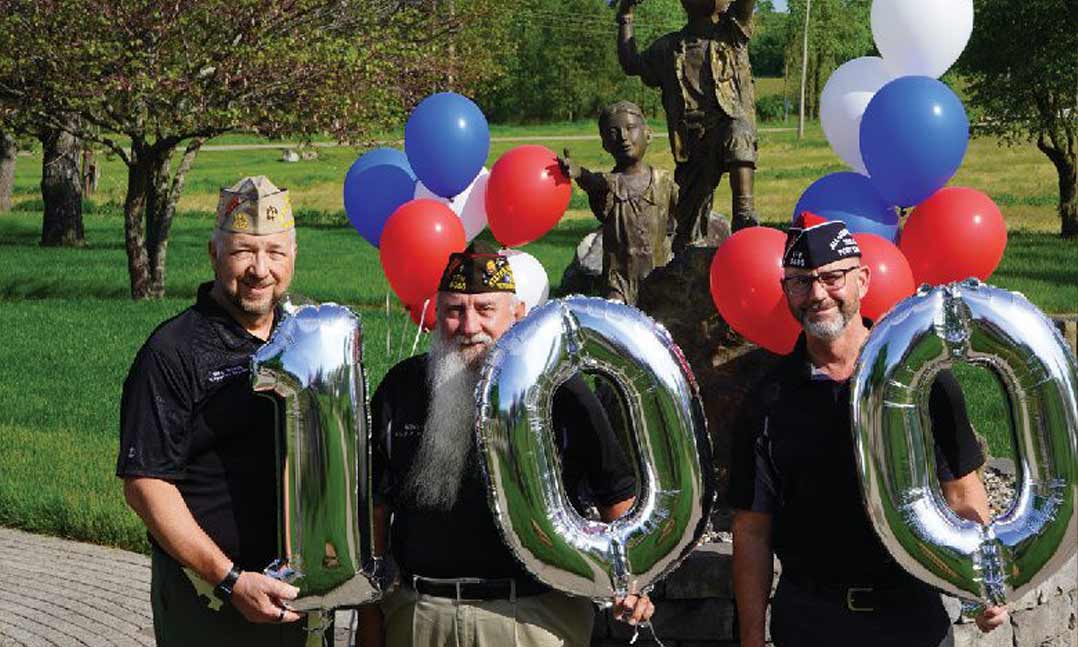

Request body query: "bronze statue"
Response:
[559, 101, 678, 306]
[616, 0, 759, 251]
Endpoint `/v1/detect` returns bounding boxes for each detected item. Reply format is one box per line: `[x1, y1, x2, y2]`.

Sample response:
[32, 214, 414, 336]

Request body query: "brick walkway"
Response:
[0, 527, 354, 647]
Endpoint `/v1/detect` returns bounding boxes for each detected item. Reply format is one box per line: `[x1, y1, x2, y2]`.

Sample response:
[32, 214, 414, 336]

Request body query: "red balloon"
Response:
[709, 227, 801, 354]
[379, 199, 466, 305]
[900, 187, 1007, 285]
[853, 233, 916, 321]
[405, 296, 437, 331]
[486, 145, 572, 247]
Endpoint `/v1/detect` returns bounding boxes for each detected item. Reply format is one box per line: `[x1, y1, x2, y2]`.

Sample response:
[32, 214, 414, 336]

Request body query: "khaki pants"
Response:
[381, 585, 594, 647]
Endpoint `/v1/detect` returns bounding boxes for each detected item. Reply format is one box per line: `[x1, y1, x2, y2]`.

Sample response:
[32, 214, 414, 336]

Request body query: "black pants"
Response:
[770, 575, 954, 647]
[150, 545, 313, 647]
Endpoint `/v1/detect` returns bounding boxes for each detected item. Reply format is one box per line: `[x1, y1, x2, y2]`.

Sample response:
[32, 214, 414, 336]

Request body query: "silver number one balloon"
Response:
[252, 302, 383, 611]
[851, 280, 1077, 605]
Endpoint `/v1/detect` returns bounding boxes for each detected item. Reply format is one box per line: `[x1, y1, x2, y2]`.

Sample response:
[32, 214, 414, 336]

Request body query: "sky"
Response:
[773, 0, 788, 11]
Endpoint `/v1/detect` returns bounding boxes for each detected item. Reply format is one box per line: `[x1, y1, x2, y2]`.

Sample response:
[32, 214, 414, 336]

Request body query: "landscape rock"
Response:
[558, 227, 604, 297]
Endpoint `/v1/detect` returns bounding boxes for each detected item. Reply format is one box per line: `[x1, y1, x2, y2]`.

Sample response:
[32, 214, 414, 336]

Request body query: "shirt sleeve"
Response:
[728, 384, 777, 513]
[726, 2, 754, 41]
[369, 376, 393, 507]
[929, 370, 986, 482]
[636, 37, 666, 89]
[116, 345, 194, 480]
[555, 376, 637, 507]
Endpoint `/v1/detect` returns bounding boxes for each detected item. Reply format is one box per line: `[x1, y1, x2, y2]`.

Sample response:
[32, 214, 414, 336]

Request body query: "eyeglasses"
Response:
[781, 266, 862, 297]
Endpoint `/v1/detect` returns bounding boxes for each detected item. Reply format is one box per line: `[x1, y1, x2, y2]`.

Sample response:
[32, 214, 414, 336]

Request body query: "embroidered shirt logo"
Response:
[208, 365, 249, 383]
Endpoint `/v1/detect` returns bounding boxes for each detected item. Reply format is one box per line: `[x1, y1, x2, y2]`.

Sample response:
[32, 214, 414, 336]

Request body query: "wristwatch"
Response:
[214, 564, 242, 600]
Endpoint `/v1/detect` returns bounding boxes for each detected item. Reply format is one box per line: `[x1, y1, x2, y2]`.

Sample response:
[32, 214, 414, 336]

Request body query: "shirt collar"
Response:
[194, 281, 281, 351]
[610, 167, 658, 205]
[789, 316, 874, 383]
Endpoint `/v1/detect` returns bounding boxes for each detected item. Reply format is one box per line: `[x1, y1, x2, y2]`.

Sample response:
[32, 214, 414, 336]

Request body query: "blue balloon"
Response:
[349, 147, 411, 178]
[815, 209, 899, 243]
[793, 172, 897, 227]
[405, 93, 490, 199]
[860, 76, 969, 207]
[343, 148, 417, 247]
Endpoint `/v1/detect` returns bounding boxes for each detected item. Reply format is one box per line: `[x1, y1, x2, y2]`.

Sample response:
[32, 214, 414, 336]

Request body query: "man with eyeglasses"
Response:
[728, 221, 1008, 646]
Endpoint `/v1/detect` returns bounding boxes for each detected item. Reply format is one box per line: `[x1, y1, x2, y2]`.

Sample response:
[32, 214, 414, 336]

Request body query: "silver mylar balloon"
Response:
[851, 279, 1077, 605]
[251, 302, 382, 611]
[476, 296, 714, 601]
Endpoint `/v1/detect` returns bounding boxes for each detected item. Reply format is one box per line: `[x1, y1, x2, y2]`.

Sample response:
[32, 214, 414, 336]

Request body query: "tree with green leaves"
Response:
[957, 0, 1077, 238]
[784, 0, 873, 119]
[476, 0, 684, 123]
[0, 0, 490, 298]
[751, 0, 789, 77]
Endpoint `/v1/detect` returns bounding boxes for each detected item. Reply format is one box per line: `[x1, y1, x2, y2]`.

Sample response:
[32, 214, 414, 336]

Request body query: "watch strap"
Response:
[214, 565, 242, 600]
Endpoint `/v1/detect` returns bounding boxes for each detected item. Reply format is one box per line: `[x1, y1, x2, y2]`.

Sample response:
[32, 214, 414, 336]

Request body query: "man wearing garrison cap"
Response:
[117, 177, 316, 645]
[729, 221, 1006, 646]
[359, 242, 652, 646]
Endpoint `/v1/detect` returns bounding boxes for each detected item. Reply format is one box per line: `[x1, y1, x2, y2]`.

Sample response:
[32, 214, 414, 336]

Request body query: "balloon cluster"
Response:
[341, 94, 569, 328]
[710, 0, 1009, 355]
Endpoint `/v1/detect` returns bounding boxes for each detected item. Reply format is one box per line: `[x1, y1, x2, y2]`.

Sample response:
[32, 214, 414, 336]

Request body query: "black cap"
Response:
[782, 221, 861, 269]
[438, 241, 516, 294]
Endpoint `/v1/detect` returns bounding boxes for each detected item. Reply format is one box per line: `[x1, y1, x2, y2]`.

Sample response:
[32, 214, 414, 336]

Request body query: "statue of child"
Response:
[559, 101, 678, 306]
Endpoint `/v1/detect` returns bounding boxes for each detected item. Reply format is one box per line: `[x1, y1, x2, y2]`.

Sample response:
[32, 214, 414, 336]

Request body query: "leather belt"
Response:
[409, 575, 517, 601]
[782, 572, 927, 613]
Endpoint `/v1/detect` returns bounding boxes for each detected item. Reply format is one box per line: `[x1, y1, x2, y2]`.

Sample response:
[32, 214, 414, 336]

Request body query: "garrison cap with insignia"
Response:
[215, 176, 295, 235]
[782, 220, 861, 269]
[438, 241, 516, 294]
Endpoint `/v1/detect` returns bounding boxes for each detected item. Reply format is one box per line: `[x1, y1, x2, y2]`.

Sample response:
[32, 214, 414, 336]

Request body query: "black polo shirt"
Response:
[371, 354, 637, 592]
[729, 328, 984, 586]
[116, 282, 280, 572]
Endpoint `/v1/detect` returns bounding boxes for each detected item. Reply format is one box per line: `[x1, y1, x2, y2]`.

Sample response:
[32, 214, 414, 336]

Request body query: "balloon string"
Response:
[384, 291, 391, 360]
[396, 300, 409, 362]
[629, 622, 666, 647]
[410, 298, 430, 357]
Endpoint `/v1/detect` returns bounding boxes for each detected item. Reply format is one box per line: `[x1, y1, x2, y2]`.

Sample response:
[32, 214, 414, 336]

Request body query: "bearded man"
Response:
[729, 221, 1008, 647]
[359, 243, 653, 647]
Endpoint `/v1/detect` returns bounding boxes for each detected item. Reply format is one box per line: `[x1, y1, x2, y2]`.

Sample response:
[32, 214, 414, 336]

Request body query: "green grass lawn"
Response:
[1, 120, 1075, 552]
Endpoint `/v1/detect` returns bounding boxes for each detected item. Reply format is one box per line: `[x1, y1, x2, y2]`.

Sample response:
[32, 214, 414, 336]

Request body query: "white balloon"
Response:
[871, 0, 974, 79]
[414, 167, 489, 241]
[820, 56, 894, 175]
[503, 249, 549, 315]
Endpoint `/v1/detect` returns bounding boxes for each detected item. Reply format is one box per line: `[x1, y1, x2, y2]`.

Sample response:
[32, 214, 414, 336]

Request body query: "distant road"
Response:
[201, 128, 797, 152]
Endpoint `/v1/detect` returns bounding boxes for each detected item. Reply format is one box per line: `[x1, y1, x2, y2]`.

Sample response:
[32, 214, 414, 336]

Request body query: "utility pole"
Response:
[798, 0, 811, 140]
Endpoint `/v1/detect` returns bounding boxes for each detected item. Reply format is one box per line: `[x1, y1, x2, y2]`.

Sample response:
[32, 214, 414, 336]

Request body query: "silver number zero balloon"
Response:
[476, 296, 715, 601]
[251, 302, 382, 610]
[851, 280, 1078, 604]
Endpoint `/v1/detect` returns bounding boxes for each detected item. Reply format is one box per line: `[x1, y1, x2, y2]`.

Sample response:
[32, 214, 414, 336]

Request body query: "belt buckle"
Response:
[846, 587, 874, 612]
[453, 578, 484, 600]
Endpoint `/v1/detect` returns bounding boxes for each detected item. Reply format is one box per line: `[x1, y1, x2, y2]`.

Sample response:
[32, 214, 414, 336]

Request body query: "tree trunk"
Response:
[0, 132, 15, 212]
[1059, 162, 1077, 238]
[1037, 133, 1077, 239]
[81, 148, 98, 195]
[39, 124, 84, 246]
[123, 139, 204, 299]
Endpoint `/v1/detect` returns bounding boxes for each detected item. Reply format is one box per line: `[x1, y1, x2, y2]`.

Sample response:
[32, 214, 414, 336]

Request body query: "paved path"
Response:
[0, 527, 354, 647]
[200, 128, 796, 151]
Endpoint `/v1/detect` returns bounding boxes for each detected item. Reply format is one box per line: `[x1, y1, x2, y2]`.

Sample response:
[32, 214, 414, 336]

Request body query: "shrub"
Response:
[756, 95, 789, 123]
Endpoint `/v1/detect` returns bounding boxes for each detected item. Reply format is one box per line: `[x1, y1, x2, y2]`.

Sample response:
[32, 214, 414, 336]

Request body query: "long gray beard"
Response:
[401, 331, 485, 510]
